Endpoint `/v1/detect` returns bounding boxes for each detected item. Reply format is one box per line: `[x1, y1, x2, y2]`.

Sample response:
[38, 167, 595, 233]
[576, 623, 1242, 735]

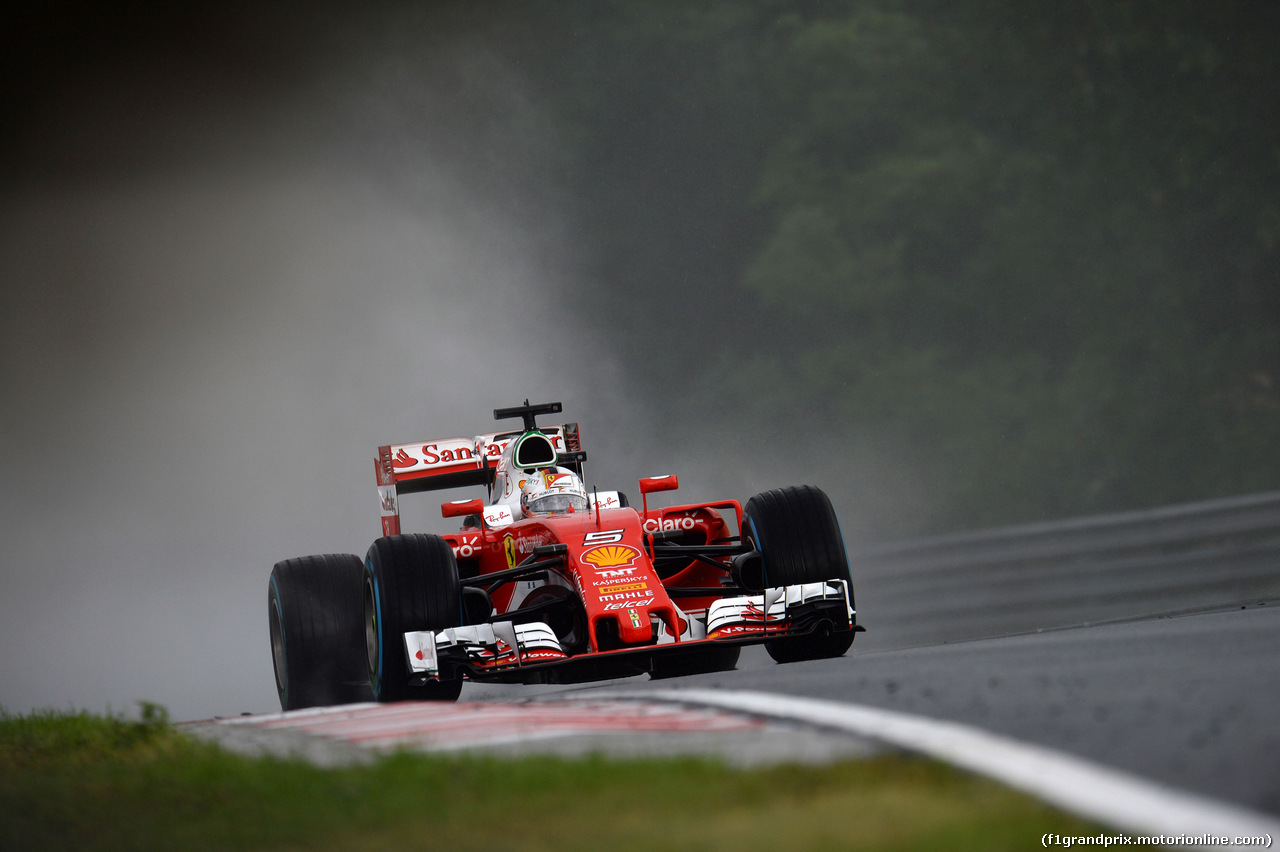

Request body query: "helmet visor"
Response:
[526, 493, 589, 515]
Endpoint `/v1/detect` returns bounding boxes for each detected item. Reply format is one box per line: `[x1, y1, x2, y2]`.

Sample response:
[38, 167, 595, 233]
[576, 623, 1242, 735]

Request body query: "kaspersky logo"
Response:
[581, 545, 641, 572]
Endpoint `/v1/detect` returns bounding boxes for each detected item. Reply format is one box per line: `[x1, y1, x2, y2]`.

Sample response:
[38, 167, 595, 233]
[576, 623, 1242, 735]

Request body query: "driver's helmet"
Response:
[520, 466, 589, 517]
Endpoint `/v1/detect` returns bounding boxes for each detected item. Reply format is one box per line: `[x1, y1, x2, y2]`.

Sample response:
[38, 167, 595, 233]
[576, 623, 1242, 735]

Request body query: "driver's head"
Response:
[520, 467, 589, 517]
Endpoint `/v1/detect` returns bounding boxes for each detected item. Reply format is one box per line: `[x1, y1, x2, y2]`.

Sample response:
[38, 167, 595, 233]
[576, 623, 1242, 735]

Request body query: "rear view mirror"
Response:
[638, 475, 679, 495]
[442, 498, 484, 519]
[639, 475, 679, 517]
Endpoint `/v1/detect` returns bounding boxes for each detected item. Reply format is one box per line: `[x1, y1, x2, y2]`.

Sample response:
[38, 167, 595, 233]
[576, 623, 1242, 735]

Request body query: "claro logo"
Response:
[643, 517, 695, 533]
[451, 534, 481, 559]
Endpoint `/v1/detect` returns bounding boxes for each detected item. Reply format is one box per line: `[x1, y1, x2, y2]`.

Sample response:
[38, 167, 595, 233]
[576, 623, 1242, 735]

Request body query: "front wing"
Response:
[402, 580, 855, 685]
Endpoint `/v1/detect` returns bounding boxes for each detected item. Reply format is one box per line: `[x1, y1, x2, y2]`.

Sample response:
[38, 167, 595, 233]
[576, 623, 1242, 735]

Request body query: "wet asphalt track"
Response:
[464, 603, 1280, 816]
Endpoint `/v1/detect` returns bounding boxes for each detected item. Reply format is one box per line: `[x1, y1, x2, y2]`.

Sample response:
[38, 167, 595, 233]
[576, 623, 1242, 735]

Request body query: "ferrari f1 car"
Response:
[267, 401, 862, 709]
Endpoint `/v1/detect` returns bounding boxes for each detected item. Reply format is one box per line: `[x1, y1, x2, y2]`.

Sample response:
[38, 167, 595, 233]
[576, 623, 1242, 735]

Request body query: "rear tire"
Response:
[743, 485, 856, 663]
[268, 554, 371, 711]
[364, 534, 465, 702]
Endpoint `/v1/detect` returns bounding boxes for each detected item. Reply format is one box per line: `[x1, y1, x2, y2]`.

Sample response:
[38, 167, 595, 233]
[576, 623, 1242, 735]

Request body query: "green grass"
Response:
[1, 705, 1105, 852]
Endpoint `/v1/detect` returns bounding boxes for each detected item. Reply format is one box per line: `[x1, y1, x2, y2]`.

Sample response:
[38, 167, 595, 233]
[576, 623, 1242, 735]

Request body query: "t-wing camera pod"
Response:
[493, 399, 563, 433]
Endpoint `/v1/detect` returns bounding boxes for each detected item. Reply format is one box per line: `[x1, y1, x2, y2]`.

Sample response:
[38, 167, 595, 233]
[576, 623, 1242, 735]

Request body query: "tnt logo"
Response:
[598, 566, 638, 578]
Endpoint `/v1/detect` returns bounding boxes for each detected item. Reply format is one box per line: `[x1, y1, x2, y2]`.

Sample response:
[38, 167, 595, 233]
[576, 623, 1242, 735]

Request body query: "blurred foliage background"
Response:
[493, 0, 1280, 536]
[6, 0, 1278, 540]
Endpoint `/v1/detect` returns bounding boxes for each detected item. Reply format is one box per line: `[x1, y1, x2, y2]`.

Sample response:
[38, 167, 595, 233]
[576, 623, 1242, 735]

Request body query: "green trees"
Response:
[518, 0, 1280, 535]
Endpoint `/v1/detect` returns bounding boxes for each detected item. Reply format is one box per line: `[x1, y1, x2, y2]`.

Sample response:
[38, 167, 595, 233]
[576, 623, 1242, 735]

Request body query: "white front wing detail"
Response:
[404, 580, 853, 676]
[404, 630, 438, 673]
[706, 580, 853, 635]
[405, 620, 567, 676]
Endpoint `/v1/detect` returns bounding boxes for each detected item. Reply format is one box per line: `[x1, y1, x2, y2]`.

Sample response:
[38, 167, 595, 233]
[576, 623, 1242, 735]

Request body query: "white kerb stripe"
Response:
[635, 689, 1280, 843]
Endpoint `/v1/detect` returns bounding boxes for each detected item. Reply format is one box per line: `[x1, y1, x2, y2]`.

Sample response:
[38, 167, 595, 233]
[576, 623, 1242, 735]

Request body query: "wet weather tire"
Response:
[268, 554, 371, 711]
[364, 534, 464, 702]
[743, 485, 857, 663]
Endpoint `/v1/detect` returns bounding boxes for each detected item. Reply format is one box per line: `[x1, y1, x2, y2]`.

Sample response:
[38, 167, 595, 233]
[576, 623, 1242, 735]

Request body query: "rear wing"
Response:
[375, 423, 582, 536]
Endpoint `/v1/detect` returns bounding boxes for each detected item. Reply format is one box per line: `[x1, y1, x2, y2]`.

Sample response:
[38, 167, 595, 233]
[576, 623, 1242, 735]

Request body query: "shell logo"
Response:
[581, 545, 641, 571]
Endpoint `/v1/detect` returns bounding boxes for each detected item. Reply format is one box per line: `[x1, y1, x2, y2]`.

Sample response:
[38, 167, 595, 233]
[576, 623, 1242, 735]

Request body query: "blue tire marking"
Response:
[375, 574, 384, 697]
[834, 515, 853, 583]
[365, 558, 384, 700]
[746, 515, 768, 587]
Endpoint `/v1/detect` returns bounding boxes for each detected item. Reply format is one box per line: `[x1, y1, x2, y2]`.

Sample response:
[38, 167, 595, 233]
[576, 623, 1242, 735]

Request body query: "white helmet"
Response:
[520, 467, 589, 517]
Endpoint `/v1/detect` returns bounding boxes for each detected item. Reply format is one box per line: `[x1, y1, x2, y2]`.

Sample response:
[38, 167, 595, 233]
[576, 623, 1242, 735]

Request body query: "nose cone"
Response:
[617, 607, 652, 644]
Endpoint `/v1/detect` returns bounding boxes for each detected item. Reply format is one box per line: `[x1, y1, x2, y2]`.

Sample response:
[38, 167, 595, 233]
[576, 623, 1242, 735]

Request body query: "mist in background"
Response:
[0, 5, 642, 719]
[0, 3, 832, 719]
[3, 2, 1278, 719]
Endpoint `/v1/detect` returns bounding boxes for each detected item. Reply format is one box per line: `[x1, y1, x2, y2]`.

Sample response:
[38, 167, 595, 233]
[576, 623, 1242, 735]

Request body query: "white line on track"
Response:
[622, 689, 1280, 844]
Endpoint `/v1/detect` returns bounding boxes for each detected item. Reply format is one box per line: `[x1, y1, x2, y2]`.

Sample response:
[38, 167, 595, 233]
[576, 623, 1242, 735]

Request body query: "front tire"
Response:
[743, 485, 856, 663]
[268, 554, 370, 711]
[364, 534, 464, 702]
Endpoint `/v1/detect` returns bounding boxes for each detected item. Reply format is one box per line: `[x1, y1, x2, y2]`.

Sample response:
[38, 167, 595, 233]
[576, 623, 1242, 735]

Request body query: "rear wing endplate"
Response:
[375, 424, 582, 536]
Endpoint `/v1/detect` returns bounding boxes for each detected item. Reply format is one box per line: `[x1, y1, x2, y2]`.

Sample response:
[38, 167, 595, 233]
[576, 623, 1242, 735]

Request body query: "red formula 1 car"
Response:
[267, 401, 862, 709]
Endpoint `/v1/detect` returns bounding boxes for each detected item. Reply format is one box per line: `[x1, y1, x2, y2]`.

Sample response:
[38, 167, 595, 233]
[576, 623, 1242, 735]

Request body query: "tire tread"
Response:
[365, 534, 463, 702]
[743, 485, 856, 663]
[269, 553, 368, 710]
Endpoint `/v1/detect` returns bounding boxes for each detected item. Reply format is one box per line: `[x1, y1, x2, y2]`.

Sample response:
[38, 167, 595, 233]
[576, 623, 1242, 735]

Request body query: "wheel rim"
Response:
[268, 588, 287, 698]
